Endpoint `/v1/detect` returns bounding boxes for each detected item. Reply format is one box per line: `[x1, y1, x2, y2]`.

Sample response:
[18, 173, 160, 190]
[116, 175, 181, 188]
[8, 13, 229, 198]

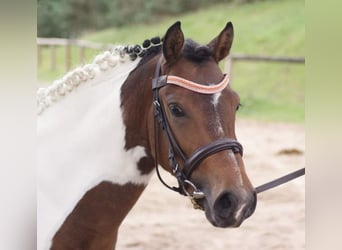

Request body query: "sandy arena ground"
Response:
[116, 119, 305, 250]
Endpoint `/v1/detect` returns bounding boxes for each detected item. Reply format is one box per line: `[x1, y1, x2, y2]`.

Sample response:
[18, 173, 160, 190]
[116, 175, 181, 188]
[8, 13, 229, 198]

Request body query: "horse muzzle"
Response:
[203, 189, 257, 228]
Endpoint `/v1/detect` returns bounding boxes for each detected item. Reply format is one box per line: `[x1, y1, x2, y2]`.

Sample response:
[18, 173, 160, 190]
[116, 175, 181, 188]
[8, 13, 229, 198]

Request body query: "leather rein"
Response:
[151, 57, 305, 209]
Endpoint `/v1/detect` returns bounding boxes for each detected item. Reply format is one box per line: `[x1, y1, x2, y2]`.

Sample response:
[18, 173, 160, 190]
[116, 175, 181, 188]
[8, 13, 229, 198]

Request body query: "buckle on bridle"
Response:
[153, 100, 161, 116]
[182, 180, 205, 210]
[183, 180, 205, 199]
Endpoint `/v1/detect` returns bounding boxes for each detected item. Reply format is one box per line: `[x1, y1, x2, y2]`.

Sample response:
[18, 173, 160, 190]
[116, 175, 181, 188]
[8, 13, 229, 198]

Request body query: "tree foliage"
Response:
[37, 0, 236, 38]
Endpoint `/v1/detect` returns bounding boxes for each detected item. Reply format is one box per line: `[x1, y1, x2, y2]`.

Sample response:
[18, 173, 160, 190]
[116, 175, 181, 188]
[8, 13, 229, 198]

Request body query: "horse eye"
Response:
[236, 103, 242, 111]
[169, 103, 185, 117]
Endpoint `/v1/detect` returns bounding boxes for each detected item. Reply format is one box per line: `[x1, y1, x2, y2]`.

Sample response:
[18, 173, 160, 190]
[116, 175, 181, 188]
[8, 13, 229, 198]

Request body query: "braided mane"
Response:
[36, 35, 213, 115]
[37, 37, 163, 115]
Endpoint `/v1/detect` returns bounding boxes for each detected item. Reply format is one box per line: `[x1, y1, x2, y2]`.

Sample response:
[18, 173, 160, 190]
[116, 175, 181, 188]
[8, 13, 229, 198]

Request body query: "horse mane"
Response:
[37, 36, 212, 115]
[37, 45, 139, 115]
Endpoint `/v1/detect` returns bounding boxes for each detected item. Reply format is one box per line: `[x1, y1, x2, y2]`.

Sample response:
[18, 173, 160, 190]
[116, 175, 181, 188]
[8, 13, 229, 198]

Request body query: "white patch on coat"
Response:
[234, 203, 247, 221]
[211, 91, 224, 136]
[37, 58, 153, 250]
[234, 189, 249, 221]
[211, 91, 222, 108]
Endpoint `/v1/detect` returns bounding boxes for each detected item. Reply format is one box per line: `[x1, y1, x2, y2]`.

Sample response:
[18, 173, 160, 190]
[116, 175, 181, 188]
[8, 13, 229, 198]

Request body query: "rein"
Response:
[151, 57, 305, 210]
[255, 168, 305, 193]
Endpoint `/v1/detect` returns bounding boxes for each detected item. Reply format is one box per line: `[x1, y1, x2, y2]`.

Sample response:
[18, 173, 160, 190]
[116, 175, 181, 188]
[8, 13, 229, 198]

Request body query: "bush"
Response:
[37, 0, 234, 38]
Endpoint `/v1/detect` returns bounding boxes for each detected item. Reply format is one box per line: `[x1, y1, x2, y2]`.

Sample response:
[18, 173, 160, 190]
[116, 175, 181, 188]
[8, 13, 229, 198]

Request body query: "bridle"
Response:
[151, 56, 305, 210]
[152, 57, 243, 210]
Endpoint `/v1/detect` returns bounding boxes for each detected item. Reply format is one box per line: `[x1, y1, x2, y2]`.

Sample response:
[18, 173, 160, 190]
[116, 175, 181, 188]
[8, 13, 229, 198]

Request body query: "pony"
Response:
[37, 21, 257, 249]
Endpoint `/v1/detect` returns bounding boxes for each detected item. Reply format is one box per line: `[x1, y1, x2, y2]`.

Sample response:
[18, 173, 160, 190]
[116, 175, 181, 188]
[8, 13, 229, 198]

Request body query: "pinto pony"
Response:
[37, 21, 257, 249]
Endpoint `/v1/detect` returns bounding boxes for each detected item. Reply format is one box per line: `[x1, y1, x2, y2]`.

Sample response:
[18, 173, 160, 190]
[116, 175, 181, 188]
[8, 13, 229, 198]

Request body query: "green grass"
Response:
[38, 0, 304, 123]
[233, 62, 304, 122]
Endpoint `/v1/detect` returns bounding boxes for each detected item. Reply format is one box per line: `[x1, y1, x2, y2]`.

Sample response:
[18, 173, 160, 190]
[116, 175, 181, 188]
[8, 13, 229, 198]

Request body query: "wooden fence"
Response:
[223, 54, 305, 77]
[37, 38, 305, 73]
[37, 38, 116, 71]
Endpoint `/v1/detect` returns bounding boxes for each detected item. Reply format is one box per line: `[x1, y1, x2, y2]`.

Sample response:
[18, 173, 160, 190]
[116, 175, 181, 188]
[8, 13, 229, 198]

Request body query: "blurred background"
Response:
[37, 0, 304, 123]
[36, 2, 305, 248]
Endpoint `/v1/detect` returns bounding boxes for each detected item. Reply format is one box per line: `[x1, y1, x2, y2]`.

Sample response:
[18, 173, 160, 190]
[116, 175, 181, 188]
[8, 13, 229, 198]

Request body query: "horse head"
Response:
[148, 21, 256, 227]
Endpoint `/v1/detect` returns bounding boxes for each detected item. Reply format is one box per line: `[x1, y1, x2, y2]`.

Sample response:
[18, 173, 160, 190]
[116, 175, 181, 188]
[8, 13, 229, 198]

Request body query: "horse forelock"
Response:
[135, 38, 213, 69]
[182, 39, 213, 63]
[37, 46, 141, 115]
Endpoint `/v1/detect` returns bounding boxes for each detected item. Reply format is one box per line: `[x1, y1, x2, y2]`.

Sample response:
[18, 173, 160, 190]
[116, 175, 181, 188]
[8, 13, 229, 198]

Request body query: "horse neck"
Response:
[120, 55, 159, 152]
[38, 54, 157, 249]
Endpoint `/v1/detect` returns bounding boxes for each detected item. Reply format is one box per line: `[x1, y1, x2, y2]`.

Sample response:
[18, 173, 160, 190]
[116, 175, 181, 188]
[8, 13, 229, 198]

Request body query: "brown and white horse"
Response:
[37, 21, 256, 249]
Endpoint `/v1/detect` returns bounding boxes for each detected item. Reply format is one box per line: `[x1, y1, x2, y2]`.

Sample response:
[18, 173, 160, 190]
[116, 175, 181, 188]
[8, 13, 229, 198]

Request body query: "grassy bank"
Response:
[37, 0, 304, 122]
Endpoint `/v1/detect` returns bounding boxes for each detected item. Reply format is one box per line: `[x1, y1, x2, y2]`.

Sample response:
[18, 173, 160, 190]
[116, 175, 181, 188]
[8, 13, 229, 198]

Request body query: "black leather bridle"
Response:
[151, 57, 243, 209]
[151, 56, 305, 210]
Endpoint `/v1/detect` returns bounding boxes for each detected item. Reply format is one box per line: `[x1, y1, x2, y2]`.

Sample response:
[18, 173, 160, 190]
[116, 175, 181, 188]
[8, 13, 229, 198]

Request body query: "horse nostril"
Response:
[220, 194, 232, 209]
[214, 192, 237, 219]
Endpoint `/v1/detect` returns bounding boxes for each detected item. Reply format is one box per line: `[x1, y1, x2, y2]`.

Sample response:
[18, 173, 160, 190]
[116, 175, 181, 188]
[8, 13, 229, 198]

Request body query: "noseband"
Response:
[152, 57, 243, 210]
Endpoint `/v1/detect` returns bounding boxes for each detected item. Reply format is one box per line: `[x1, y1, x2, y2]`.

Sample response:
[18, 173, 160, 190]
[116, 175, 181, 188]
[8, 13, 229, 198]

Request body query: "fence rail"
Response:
[37, 38, 117, 71]
[231, 54, 305, 63]
[37, 37, 305, 73]
[37, 38, 115, 50]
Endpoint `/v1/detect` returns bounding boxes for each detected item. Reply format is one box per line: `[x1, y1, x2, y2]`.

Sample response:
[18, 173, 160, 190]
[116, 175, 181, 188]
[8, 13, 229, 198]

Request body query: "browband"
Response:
[153, 74, 229, 94]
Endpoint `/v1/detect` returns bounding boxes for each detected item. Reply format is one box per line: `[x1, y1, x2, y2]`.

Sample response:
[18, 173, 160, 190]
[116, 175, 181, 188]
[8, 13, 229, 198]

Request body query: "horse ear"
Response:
[162, 21, 184, 64]
[208, 22, 234, 62]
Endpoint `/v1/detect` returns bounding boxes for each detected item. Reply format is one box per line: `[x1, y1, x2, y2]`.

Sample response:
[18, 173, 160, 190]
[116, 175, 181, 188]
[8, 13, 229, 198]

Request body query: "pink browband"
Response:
[166, 74, 229, 94]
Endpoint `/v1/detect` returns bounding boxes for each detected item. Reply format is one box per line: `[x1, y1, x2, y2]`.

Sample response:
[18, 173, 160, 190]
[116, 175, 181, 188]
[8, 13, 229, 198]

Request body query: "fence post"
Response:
[50, 45, 56, 71]
[80, 46, 85, 64]
[66, 41, 71, 71]
[225, 54, 233, 80]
